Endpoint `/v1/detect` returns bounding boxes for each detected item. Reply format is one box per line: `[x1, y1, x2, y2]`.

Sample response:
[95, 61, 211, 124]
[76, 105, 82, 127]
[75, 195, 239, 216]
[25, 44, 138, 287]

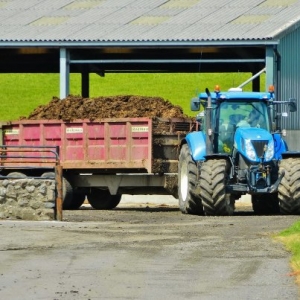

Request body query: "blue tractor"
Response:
[178, 86, 300, 215]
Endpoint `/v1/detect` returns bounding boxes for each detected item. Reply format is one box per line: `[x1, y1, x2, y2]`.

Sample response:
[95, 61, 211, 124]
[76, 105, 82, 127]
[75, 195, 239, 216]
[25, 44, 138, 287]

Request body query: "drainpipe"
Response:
[274, 46, 281, 130]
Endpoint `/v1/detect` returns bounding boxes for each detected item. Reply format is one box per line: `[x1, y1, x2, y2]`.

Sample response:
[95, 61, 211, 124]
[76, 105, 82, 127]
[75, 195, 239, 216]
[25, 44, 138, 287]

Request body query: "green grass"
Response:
[278, 222, 300, 265]
[0, 72, 263, 121]
[276, 221, 300, 284]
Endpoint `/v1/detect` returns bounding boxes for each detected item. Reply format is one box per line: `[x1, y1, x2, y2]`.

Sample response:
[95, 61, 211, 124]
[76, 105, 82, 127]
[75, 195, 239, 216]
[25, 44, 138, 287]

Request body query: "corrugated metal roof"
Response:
[0, 0, 300, 44]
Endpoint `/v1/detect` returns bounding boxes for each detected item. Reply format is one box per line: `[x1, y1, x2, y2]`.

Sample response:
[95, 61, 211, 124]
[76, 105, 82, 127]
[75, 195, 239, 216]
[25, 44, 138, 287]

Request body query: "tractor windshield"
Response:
[217, 100, 270, 153]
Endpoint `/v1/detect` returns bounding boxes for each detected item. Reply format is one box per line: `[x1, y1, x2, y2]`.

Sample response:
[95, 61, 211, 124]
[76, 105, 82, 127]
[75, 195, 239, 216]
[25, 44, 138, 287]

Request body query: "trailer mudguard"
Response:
[273, 133, 288, 160]
[185, 131, 206, 161]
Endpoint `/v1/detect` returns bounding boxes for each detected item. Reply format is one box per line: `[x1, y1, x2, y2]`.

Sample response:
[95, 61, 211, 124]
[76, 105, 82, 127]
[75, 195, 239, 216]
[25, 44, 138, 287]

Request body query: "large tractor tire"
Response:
[251, 194, 280, 215]
[278, 158, 300, 214]
[199, 159, 234, 216]
[178, 144, 203, 215]
[41, 172, 74, 210]
[87, 188, 121, 210]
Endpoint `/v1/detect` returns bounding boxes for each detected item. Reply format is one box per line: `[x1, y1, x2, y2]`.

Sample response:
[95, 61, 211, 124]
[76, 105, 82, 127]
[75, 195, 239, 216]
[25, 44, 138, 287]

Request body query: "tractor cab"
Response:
[192, 87, 274, 155]
[216, 99, 271, 153]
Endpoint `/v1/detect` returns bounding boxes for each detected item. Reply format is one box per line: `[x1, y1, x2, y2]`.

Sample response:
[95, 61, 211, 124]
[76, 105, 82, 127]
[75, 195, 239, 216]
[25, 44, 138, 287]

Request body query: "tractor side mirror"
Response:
[288, 99, 297, 112]
[191, 97, 200, 111]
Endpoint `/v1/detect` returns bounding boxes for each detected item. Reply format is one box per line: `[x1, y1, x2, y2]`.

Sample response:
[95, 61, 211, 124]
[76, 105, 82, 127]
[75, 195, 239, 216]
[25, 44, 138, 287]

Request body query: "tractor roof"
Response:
[199, 91, 273, 101]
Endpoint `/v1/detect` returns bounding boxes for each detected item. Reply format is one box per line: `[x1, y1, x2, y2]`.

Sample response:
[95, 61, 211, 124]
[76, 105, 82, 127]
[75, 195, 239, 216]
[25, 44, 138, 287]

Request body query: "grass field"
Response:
[0, 72, 261, 121]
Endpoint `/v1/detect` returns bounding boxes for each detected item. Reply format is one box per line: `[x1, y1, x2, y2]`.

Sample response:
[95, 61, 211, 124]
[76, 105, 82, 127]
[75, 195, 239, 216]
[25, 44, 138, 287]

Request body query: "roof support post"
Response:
[59, 48, 70, 99]
[265, 46, 274, 90]
[252, 72, 260, 92]
[81, 65, 89, 98]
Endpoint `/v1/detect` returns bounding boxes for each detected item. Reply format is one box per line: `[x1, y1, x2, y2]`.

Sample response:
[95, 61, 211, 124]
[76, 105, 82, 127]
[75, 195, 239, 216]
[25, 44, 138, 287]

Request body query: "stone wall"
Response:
[0, 178, 56, 220]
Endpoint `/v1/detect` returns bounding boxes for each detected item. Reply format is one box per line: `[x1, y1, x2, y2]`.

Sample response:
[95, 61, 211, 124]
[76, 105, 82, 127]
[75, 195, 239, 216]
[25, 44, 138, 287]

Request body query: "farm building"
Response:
[0, 0, 300, 148]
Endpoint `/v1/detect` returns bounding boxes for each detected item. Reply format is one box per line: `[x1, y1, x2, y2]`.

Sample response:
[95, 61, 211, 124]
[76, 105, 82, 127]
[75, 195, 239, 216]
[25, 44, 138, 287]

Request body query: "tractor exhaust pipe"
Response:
[205, 88, 213, 155]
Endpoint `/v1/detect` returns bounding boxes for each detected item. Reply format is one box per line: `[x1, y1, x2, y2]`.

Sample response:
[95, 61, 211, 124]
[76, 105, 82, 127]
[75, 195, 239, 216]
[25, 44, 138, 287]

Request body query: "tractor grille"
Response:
[252, 140, 268, 157]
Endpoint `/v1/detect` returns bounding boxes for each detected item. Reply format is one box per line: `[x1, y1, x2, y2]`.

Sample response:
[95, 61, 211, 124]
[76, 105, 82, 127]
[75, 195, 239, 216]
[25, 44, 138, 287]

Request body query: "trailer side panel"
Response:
[2, 118, 152, 172]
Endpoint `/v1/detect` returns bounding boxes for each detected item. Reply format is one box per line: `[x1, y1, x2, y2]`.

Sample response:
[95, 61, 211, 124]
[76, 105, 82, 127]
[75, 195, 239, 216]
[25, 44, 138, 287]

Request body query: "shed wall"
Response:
[278, 27, 300, 151]
[278, 26, 300, 134]
[285, 130, 300, 151]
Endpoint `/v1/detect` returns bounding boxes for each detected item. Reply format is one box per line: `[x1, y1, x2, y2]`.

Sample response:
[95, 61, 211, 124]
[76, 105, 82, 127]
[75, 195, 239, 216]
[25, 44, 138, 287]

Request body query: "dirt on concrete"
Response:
[0, 200, 299, 300]
[21, 95, 190, 121]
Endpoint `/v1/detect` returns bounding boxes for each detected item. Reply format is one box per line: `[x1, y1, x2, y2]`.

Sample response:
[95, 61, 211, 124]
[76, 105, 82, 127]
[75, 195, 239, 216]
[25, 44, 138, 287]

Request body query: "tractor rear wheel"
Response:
[87, 188, 121, 210]
[178, 144, 203, 215]
[278, 158, 300, 214]
[252, 194, 280, 215]
[199, 159, 234, 216]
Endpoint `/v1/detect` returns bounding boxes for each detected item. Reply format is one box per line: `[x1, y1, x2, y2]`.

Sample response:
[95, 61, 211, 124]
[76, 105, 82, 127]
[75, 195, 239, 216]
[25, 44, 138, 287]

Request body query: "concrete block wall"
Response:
[0, 179, 56, 220]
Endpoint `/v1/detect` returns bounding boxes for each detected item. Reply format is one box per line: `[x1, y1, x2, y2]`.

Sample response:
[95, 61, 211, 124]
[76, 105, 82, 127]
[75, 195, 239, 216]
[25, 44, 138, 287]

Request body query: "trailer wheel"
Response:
[87, 189, 121, 210]
[178, 144, 203, 215]
[278, 158, 300, 214]
[199, 159, 234, 216]
[69, 189, 86, 210]
[41, 172, 73, 210]
[251, 194, 279, 215]
[7, 172, 27, 178]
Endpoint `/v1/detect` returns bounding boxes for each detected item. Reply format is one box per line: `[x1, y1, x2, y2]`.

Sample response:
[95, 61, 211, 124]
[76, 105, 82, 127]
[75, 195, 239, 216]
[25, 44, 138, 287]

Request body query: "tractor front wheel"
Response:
[199, 159, 234, 216]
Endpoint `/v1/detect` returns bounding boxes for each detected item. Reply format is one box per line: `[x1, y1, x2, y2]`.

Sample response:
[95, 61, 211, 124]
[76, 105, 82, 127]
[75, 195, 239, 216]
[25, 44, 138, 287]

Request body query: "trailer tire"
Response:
[41, 172, 73, 210]
[7, 172, 27, 178]
[251, 194, 280, 215]
[87, 189, 121, 210]
[69, 189, 86, 210]
[178, 144, 203, 215]
[278, 158, 300, 214]
[199, 159, 234, 216]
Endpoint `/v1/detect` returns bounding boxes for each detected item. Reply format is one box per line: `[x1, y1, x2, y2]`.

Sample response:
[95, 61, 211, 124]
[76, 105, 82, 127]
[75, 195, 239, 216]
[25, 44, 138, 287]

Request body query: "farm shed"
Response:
[0, 0, 300, 148]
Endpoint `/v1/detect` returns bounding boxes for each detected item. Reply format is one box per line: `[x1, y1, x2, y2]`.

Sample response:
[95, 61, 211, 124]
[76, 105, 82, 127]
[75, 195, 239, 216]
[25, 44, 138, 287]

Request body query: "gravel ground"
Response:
[0, 196, 299, 300]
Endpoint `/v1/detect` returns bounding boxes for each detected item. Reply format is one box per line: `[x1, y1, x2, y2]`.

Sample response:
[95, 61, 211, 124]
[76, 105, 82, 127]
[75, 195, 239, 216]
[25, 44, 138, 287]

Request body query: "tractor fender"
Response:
[273, 133, 288, 160]
[185, 131, 206, 161]
[281, 151, 300, 159]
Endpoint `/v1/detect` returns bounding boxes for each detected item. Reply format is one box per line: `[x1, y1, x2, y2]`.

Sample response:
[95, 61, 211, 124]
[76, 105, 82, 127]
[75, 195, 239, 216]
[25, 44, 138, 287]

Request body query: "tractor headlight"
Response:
[265, 139, 274, 161]
[244, 139, 256, 161]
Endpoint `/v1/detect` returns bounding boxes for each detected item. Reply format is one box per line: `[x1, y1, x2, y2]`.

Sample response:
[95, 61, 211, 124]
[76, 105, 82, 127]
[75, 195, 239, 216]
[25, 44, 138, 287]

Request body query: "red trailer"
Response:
[0, 117, 195, 210]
